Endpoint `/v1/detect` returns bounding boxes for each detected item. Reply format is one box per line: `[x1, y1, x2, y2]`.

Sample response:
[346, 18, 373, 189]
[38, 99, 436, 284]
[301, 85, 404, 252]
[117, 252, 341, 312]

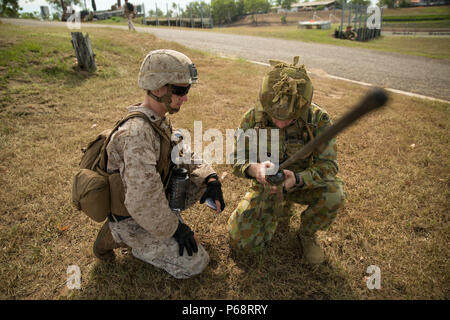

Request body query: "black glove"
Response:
[173, 222, 198, 256]
[200, 178, 226, 212]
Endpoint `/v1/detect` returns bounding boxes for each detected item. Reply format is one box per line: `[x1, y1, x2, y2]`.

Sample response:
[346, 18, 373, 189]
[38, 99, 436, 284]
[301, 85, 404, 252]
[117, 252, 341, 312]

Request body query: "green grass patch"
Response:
[383, 5, 450, 16]
[383, 19, 450, 29]
[383, 14, 450, 21]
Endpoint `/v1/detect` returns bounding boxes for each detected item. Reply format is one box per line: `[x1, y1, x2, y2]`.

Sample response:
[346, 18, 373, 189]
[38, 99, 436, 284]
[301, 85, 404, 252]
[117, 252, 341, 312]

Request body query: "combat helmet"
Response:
[138, 49, 198, 113]
[259, 56, 313, 121]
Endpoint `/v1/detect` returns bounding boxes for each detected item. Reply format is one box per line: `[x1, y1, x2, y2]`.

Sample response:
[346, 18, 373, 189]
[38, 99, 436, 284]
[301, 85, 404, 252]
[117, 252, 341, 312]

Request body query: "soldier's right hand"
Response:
[173, 222, 198, 256]
[246, 161, 275, 185]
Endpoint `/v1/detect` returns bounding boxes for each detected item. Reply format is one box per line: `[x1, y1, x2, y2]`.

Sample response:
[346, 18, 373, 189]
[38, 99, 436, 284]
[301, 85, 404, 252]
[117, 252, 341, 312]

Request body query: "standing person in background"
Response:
[123, 0, 136, 31]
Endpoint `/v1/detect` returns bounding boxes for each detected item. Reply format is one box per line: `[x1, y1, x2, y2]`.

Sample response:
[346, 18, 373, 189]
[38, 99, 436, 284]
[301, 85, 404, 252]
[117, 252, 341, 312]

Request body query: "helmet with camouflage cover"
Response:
[259, 56, 313, 121]
[138, 49, 198, 90]
[138, 49, 198, 114]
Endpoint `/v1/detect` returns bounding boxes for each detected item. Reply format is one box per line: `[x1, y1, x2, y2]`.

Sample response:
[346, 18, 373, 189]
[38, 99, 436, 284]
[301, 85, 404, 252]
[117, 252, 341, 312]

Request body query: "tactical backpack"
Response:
[72, 111, 173, 222]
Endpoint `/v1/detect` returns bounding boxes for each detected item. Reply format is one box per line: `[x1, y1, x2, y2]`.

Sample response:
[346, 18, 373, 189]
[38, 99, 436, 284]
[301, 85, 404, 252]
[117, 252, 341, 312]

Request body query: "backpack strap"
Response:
[304, 108, 315, 141]
[254, 103, 267, 129]
[93, 111, 171, 173]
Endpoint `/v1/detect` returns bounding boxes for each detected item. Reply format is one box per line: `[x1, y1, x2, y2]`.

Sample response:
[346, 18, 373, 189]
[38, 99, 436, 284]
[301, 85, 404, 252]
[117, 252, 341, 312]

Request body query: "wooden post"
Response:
[71, 32, 97, 71]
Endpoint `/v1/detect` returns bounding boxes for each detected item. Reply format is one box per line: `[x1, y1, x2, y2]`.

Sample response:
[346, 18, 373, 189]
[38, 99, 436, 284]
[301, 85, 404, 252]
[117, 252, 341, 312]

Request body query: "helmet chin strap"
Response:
[147, 84, 179, 114]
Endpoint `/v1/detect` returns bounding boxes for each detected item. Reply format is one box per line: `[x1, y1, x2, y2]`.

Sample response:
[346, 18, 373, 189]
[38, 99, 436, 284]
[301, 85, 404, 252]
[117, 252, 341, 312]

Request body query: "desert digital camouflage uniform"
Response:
[106, 104, 214, 279]
[228, 59, 346, 254]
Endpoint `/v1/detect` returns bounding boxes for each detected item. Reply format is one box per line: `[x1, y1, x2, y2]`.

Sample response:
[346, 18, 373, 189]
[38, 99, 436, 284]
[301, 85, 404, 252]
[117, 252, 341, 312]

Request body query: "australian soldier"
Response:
[93, 49, 225, 279]
[228, 57, 346, 264]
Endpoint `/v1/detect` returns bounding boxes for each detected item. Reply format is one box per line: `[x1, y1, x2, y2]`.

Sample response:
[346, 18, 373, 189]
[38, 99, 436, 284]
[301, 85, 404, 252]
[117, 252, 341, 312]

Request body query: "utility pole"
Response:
[156, 3, 159, 26]
[339, 0, 344, 38]
[167, 2, 170, 26]
[190, 3, 193, 28]
[200, 3, 203, 28]
[179, 2, 181, 27]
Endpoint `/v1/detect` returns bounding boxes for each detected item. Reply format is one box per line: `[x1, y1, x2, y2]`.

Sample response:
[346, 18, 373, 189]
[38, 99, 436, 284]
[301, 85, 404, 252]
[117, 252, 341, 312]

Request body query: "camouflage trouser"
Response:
[127, 16, 136, 31]
[109, 181, 209, 279]
[228, 180, 345, 252]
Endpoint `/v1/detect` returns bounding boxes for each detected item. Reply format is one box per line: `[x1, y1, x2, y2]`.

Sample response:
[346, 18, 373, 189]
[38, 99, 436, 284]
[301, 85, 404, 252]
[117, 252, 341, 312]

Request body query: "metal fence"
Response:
[335, 1, 384, 41]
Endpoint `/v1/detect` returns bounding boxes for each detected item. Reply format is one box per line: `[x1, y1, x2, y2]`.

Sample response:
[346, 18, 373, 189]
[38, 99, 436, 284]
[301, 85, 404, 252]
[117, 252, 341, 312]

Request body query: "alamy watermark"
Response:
[66, 265, 81, 289]
[366, 265, 381, 290]
[366, 6, 382, 30]
[171, 121, 280, 175]
[66, 6, 81, 30]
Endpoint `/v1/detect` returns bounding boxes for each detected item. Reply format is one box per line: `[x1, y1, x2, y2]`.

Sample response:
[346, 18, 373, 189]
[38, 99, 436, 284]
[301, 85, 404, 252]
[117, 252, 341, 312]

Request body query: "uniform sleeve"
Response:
[182, 159, 215, 187]
[116, 119, 179, 240]
[296, 111, 339, 189]
[232, 108, 256, 179]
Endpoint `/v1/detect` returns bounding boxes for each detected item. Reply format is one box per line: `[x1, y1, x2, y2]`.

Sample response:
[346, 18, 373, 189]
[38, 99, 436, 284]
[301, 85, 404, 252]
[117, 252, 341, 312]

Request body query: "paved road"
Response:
[2, 18, 449, 101]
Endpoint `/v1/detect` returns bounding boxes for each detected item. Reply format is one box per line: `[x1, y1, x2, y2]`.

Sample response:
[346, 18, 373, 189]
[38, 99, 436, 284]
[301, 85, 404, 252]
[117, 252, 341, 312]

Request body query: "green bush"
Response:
[110, 16, 123, 22]
[280, 15, 287, 24]
[20, 12, 39, 20]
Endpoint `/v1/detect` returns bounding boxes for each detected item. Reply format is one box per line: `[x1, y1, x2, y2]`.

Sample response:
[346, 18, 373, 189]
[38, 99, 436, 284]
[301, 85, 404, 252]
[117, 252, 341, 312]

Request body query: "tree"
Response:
[349, 0, 371, 5]
[378, 0, 395, 7]
[276, 0, 295, 11]
[244, 0, 270, 25]
[172, 2, 178, 16]
[155, 8, 163, 17]
[211, 0, 237, 25]
[46, 0, 82, 10]
[0, 0, 21, 17]
[276, 0, 295, 23]
[236, 0, 245, 16]
[399, 0, 411, 8]
[183, 1, 211, 18]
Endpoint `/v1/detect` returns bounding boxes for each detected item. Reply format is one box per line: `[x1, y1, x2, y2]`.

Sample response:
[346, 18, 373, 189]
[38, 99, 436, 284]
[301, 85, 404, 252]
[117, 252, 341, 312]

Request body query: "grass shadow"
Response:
[77, 246, 230, 300]
[228, 218, 358, 299]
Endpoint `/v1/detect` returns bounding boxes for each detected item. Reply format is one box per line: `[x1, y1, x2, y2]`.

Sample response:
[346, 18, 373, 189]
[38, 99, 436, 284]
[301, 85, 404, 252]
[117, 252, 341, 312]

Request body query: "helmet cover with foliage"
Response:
[138, 49, 198, 90]
[259, 56, 313, 121]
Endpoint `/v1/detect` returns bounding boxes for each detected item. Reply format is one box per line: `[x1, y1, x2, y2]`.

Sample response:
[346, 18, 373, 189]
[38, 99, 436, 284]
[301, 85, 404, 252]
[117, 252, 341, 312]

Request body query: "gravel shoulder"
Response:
[2, 18, 449, 101]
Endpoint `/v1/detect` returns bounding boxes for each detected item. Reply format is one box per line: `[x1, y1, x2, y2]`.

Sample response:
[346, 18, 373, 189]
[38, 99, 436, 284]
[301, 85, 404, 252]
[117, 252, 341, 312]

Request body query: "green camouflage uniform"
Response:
[228, 102, 346, 252]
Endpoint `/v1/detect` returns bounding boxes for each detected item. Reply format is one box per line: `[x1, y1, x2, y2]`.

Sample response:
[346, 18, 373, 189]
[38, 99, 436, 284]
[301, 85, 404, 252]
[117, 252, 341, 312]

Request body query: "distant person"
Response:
[123, 0, 136, 31]
[344, 25, 357, 40]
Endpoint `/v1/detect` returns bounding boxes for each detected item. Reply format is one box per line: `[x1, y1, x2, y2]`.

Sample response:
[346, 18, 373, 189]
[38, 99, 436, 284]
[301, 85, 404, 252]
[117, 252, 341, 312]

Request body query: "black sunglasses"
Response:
[170, 84, 191, 96]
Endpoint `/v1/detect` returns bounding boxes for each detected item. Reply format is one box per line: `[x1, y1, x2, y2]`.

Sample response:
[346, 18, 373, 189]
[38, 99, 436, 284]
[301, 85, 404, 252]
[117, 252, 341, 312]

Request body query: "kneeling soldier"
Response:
[228, 57, 345, 264]
[94, 49, 225, 279]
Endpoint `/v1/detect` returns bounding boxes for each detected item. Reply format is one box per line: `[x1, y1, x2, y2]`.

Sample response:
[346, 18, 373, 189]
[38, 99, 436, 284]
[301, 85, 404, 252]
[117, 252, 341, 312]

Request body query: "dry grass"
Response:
[0, 23, 448, 300]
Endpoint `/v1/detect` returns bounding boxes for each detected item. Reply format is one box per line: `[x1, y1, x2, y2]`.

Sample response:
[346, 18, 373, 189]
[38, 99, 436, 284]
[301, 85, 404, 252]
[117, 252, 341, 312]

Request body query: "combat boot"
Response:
[93, 221, 122, 261]
[300, 234, 325, 265]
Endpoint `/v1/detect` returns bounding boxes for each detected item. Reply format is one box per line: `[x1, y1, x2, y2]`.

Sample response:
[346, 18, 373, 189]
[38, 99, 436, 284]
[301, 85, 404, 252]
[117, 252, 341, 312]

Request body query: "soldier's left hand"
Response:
[269, 170, 296, 194]
[200, 178, 226, 213]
